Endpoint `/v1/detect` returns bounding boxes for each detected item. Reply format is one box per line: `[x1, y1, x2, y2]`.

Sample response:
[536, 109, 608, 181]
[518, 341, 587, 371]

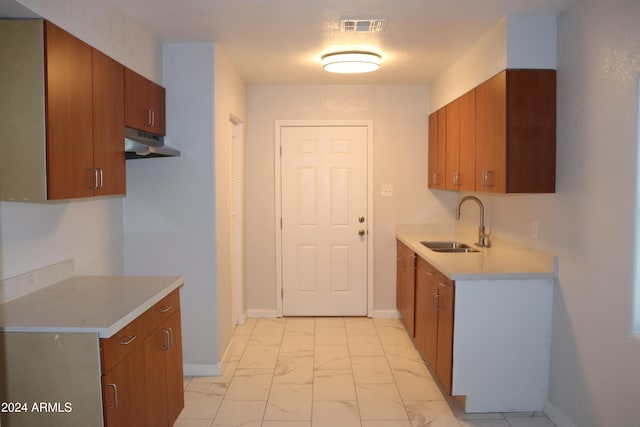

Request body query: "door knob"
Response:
[358, 216, 365, 223]
[358, 229, 366, 236]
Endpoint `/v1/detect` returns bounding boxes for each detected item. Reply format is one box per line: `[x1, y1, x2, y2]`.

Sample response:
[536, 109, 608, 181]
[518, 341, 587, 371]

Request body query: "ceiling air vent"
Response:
[340, 19, 387, 33]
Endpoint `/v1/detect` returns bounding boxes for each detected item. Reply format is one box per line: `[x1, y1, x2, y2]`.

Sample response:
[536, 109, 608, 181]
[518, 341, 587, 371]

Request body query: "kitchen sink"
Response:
[420, 241, 480, 253]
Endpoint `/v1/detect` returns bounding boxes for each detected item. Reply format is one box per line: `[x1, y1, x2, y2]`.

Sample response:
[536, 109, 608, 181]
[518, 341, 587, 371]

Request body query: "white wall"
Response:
[246, 85, 457, 316]
[213, 45, 248, 359]
[124, 43, 220, 373]
[0, 0, 160, 281]
[124, 43, 247, 373]
[430, 3, 640, 426]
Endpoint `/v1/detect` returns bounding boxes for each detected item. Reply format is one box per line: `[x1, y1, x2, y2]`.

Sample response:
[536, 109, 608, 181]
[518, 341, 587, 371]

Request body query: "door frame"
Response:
[274, 120, 374, 317]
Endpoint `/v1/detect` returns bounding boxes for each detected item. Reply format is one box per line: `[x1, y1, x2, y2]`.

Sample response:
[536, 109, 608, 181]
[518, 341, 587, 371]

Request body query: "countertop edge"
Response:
[0, 275, 185, 338]
[396, 227, 556, 280]
[99, 276, 184, 338]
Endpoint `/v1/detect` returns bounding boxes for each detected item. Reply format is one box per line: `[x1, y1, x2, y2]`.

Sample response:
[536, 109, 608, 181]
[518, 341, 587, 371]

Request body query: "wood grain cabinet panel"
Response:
[124, 68, 166, 135]
[396, 240, 417, 336]
[412, 256, 455, 395]
[0, 20, 126, 201]
[427, 110, 446, 189]
[101, 289, 184, 427]
[92, 49, 125, 196]
[428, 69, 555, 194]
[44, 21, 95, 200]
[476, 69, 556, 193]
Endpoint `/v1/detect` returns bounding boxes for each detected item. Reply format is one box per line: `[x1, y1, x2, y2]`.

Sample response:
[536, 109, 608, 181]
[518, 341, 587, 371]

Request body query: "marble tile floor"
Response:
[176, 317, 556, 427]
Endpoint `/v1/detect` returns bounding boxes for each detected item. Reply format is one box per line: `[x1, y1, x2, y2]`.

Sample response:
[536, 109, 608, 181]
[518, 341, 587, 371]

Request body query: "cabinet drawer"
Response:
[150, 289, 180, 326]
[100, 315, 148, 374]
[422, 259, 455, 299]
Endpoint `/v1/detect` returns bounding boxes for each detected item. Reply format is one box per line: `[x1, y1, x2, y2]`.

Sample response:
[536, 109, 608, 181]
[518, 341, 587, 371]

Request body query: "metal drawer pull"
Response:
[159, 305, 172, 313]
[426, 271, 436, 277]
[161, 328, 173, 350]
[106, 383, 118, 410]
[438, 281, 449, 287]
[119, 335, 136, 345]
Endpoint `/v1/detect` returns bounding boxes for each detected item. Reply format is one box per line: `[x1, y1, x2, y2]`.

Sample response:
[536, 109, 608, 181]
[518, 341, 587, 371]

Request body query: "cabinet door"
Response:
[396, 240, 416, 336]
[124, 68, 149, 132]
[102, 345, 147, 427]
[44, 21, 94, 200]
[92, 49, 125, 196]
[424, 277, 439, 369]
[124, 68, 166, 135]
[414, 259, 428, 354]
[475, 70, 507, 193]
[147, 81, 166, 135]
[427, 111, 446, 189]
[436, 291, 454, 395]
[144, 309, 184, 427]
[445, 99, 460, 191]
[458, 89, 476, 192]
[165, 310, 185, 425]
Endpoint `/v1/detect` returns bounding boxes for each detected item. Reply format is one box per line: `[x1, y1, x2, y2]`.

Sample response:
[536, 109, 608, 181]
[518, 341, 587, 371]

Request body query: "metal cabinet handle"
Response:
[90, 168, 99, 190]
[106, 383, 118, 410]
[453, 172, 460, 186]
[483, 170, 494, 187]
[159, 305, 172, 313]
[426, 271, 436, 277]
[119, 335, 136, 345]
[358, 229, 366, 236]
[161, 328, 173, 351]
[151, 110, 155, 127]
[438, 281, 449, 287]
[432, 293, 440, 310]
[410, 255, 416, 269]
[98, 168, 103, 189]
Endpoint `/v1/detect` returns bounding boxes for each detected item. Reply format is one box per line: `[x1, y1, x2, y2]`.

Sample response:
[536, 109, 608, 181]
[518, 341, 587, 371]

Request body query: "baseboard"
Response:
[370, 309, 401, 318]
[246, 309, 280, 318]
[544, 399, 579, 427]
[183, 363, 222, 377]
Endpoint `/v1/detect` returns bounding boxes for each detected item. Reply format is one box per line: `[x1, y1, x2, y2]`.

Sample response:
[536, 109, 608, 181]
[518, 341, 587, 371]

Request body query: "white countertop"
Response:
[396, 224, 556, 280]
[0, 275, 183, 338]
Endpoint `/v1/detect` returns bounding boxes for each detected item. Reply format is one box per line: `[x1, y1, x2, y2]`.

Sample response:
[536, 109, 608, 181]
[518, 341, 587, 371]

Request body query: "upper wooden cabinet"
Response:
[445, 90, 476, 191]
[92, 49, 126, 196]
[428, 69, 556, 194]
[476, 69, 556, 193]
[124, 68, 166, 135]
[427, 109, 446, 189]
[0, 20, 125, 201]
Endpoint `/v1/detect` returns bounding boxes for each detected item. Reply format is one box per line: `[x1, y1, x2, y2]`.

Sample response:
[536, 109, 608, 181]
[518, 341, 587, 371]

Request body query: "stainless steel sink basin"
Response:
[420, 241, 480, 253]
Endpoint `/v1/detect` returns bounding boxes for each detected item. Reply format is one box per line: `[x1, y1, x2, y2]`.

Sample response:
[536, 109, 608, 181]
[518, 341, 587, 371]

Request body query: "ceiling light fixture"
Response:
[321, 51, 381, 74]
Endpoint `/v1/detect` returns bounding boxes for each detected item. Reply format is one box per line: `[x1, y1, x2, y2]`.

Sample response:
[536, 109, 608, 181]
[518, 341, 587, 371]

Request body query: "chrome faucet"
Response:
[456, 195, 491, 248]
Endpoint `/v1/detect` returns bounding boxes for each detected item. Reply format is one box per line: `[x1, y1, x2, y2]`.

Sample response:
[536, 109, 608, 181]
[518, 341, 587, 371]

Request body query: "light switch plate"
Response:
[381, 184, 394, 197]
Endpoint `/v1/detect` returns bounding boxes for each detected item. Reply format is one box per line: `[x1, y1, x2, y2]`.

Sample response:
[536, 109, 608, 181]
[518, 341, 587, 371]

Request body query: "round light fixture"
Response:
[321, 51, 381, 74]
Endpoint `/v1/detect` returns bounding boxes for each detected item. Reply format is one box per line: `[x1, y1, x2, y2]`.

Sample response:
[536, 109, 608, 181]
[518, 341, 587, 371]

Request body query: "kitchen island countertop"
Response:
[0, 275, 183, 338]
[396, 224, 556, 280]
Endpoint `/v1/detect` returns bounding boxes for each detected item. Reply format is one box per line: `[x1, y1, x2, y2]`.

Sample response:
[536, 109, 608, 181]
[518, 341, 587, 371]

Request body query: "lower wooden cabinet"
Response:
[414, 256, 455, 394]
[102, 344, 147, 427]
[396, 240, 417, 336]
[100, 289, 184, 427]
[145, 310, 184, 427]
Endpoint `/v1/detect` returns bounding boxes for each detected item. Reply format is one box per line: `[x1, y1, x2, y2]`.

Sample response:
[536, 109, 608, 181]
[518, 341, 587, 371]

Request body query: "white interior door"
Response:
[280, 125, 368, 316]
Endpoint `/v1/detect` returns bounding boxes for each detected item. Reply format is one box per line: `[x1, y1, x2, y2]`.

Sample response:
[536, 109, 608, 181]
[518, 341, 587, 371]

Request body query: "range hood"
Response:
[124, 127, 180, 159]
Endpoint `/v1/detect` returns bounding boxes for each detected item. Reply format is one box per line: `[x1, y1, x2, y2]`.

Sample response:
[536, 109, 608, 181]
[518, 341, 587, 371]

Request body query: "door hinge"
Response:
[280, 218, 283, 229]
[281, 287, 284, 299]
[280, 145, 282, 157]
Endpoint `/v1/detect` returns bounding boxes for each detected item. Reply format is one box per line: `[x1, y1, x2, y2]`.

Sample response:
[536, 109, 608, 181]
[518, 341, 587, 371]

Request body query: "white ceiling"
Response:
[5, 0, 578, 85]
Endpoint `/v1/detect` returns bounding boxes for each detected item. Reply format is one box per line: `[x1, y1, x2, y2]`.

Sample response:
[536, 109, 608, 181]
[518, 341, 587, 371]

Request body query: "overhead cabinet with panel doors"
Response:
[428, 69, 556, 194]
[0, 19, 125, 201]
[124, 68, 166, 135]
